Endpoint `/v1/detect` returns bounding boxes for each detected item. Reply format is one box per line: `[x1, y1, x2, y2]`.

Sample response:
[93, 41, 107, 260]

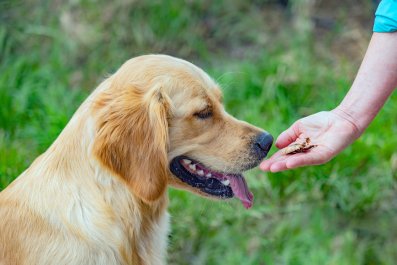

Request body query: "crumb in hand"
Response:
[281, 137, 317, 155]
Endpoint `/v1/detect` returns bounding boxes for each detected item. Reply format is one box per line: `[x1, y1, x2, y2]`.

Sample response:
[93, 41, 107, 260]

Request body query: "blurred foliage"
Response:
[1, 0, 397, 264]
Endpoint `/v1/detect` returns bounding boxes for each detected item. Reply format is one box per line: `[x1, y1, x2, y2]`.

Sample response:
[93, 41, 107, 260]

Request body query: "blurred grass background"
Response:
[1, 0, 397, 264]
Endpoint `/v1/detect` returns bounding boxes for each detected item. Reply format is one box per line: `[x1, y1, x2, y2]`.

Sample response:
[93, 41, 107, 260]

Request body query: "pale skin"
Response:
[260, 32, 397, 172]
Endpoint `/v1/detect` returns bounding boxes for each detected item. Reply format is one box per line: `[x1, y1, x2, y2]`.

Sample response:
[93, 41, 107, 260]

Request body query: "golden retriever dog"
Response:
[0, 55, 273, 265]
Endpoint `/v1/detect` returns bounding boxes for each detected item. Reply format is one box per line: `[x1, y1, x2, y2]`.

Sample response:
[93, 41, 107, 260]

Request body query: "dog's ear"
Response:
[93, 81, 170, 203]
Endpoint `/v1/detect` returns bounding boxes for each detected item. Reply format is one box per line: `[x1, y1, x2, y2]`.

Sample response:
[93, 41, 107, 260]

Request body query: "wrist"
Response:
[332, 106, 365, 138]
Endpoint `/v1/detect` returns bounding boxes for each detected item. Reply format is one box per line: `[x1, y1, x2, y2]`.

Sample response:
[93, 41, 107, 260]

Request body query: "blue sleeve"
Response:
[373, 0, 397, 32]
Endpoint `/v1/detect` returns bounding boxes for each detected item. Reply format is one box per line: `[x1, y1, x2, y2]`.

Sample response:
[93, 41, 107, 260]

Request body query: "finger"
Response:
[285, 151, 328, 169]
[269, 160, 288, 172]
[259, 151, 288, 171]
[269, 154, 309, 172]
[259, 160, 271, 171]
[269, 149, 326, 172]
[260, 158, 281, 171]
[275, 122, 301, 149]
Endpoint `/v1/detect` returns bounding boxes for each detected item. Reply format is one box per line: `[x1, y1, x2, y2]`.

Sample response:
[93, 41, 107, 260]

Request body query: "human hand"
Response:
[260, 109, 361, 172]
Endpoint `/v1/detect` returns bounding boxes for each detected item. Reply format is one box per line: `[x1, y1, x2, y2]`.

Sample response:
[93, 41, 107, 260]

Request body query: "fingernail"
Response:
[270, 165, 281, 173]
[259, 163, 268, 171]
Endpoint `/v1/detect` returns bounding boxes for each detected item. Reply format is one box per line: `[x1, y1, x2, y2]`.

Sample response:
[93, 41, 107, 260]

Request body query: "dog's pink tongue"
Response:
[227, 175, 254, 209]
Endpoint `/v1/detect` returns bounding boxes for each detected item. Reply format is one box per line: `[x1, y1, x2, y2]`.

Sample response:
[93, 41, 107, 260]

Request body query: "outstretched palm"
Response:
[260, 110, 360, 172]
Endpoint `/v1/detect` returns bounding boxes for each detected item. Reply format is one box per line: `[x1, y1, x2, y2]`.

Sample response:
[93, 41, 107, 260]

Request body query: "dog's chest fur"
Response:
[58, 171, 170, 265]
[0, 116, 170, 265]
[0, 166, 170, 265]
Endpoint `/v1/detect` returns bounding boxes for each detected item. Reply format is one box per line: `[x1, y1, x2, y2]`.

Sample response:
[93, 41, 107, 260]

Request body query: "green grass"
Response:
[1, 0, 397, 264]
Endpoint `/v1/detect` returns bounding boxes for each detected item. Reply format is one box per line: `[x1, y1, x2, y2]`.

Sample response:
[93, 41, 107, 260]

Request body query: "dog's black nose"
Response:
[253, 132, 273, 158]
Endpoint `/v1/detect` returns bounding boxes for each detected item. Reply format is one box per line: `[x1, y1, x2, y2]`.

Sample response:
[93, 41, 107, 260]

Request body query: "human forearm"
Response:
[261, 3, 397, 172]
[336, 32, 397, 134]
[261, 32, 397, 172]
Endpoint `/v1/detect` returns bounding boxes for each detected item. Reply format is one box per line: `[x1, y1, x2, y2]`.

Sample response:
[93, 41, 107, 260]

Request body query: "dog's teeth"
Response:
[221, 179, 230, 186]
[189, 164, 196, 171]
[197, 170, 204, 176]
[206, 173, 212, 178]
[182, 159, 192, 165]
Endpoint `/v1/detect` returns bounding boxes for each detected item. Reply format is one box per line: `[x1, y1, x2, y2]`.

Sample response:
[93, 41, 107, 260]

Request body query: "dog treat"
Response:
[282, 137, 317, 155]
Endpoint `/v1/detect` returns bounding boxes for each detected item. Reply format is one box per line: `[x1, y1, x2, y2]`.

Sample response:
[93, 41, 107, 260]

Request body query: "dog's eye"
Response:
[194, 110, 213, 119]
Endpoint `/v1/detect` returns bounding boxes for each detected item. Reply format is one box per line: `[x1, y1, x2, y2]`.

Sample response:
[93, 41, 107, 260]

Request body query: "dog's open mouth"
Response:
[170, 156, 253, 209]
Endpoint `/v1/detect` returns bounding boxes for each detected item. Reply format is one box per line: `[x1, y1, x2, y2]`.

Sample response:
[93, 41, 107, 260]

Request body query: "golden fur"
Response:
[0, 55, 266, 265]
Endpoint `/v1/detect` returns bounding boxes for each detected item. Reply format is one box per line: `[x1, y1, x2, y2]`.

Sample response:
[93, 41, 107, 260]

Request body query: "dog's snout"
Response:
[253, 132, 273, 158]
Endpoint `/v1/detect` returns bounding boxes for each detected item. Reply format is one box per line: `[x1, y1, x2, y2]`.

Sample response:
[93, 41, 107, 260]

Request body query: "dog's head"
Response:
[92, 55, 272, 208]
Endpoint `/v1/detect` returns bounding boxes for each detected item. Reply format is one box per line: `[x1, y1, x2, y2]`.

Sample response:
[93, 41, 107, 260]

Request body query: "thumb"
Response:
[275, 121, 301, 149]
